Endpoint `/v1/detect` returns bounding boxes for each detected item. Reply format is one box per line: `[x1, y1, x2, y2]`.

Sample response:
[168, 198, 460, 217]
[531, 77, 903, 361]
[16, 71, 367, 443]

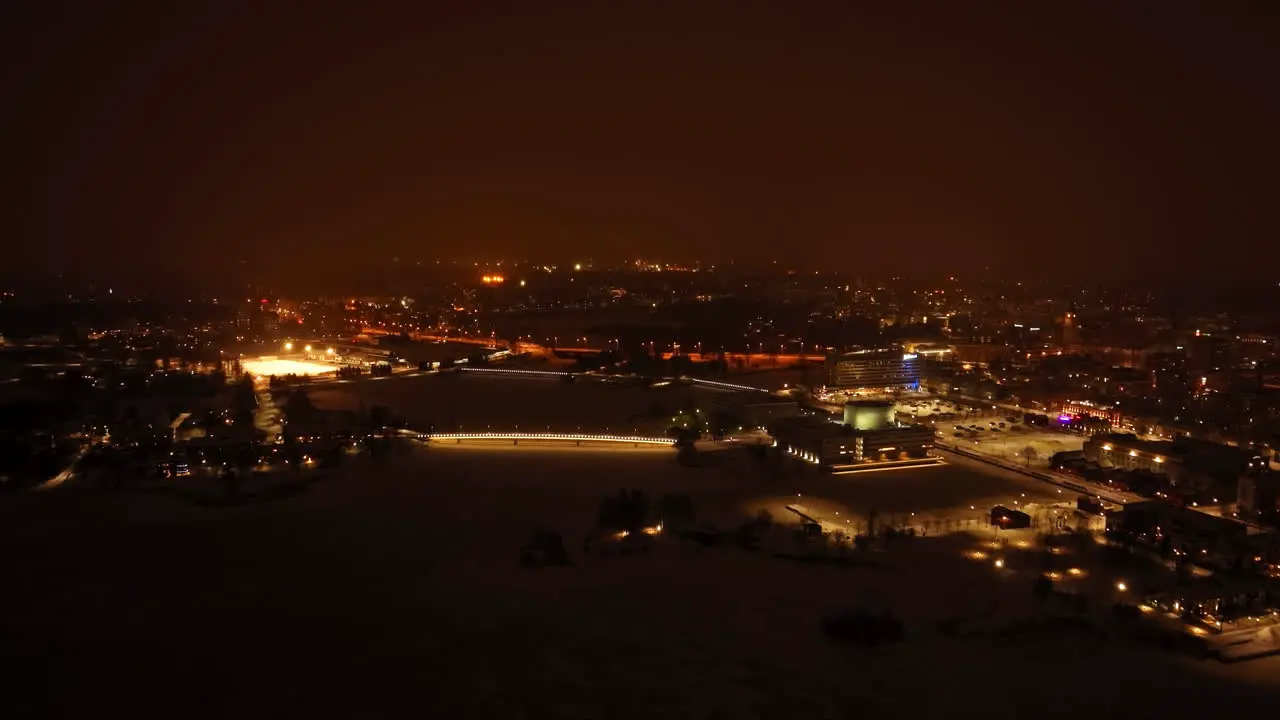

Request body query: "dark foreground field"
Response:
[4, 446, 1278, 718]
[308, 371, 746, 433]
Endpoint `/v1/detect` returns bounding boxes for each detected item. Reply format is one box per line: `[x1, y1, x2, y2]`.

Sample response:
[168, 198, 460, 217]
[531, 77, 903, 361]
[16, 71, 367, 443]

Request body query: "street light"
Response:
[284, 342, 293, 351]
[304, 345, 312, 353]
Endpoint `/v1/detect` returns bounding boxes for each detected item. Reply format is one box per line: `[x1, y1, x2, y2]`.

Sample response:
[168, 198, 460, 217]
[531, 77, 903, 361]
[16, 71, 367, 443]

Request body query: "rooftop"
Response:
[1093, 433, 1257, 465]
[1121, 500, 1248, 536]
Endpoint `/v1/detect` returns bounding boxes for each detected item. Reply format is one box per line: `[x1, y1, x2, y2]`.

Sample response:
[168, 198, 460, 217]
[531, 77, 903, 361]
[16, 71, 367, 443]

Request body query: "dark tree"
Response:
[284, 389, 314, 418]
[658, 493, 696, 530]
[1033, 575, 1054, 602]
[597, 488, 651, 531]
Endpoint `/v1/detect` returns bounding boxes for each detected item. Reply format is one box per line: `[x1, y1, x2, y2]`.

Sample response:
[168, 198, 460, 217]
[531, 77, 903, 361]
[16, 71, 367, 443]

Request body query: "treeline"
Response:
[596, 489, 696, 533]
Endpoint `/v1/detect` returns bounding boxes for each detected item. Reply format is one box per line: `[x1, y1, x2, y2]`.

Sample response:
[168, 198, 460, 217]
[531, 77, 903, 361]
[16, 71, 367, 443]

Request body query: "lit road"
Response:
[35, 443, 91, 491]
[361, 327, 507, 349]
[934, 441, 1136, 505]
[255, 390, 283, 439]
[660, 351, 825, 365]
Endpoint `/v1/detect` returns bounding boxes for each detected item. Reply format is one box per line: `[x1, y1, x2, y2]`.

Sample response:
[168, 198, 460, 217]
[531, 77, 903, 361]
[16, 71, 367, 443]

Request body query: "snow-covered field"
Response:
[4, 445, 1279, 716]
[946, 424, 1086, 468]
[309, 371, 700, 432]
[241, 356, 340, 377]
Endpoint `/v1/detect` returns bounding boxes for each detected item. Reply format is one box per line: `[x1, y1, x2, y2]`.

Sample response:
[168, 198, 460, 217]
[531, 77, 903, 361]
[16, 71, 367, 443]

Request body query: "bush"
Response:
[597, 488, 651, 531]
[658, 493, 696, 529]
[520, 529, 571, 567]
[1033, 575, 1054, 601]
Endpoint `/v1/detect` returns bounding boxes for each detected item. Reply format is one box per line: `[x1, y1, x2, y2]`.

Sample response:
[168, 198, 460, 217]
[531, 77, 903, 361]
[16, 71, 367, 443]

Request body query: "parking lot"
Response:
[893, 397, 965, 419]
[940, 421, 1085, 468]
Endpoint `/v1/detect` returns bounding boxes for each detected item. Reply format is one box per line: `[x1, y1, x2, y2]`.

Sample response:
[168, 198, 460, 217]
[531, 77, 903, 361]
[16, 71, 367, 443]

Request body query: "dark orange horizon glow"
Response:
[2, 2, 1276, 289]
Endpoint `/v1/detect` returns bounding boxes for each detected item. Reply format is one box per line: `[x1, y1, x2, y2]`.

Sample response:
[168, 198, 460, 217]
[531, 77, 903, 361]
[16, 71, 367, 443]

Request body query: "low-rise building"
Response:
[1106, 500, 1249, 564]
[769, 414, 935, 468]
[1238, 458, 1280, 519]
[1083, 433, 1259, 499]
[1061, 400, 1123, 426]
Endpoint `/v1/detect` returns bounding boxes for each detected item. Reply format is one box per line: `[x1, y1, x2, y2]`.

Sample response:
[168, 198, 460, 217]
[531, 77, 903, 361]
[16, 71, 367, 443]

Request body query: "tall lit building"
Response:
[823, 348, 920, 390]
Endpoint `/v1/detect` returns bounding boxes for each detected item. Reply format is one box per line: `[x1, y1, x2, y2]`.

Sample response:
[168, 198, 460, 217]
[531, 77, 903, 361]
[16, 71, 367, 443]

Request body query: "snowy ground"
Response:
[241, 356, 341, 377]
[309, 371, 702, 434]
[944, 423, 1086, 468]
[5, 445, 1279, 716]
[893, 397, 965, 417]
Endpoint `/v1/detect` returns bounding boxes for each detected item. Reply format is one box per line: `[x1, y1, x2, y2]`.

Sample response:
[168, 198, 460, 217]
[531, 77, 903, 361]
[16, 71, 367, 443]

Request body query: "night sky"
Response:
[3, 1, 1277, 286]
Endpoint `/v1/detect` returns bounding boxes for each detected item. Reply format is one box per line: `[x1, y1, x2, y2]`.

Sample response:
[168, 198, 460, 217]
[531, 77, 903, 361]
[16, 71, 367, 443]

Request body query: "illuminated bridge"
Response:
[458, 366, 572, 378]
[397, 429, 674, 447]
[457, 367, 776, 392]
[684, 377, 771, 393]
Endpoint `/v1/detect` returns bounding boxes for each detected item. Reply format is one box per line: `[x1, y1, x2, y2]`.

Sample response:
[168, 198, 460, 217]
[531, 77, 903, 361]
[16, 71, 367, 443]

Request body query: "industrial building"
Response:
[822, 348, 920, 390]
[769, 399, 936, 470]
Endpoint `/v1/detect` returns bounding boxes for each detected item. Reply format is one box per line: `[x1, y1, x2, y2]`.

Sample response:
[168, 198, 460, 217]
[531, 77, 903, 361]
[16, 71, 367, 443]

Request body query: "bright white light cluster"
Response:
[784, 445, 822, 464]
[241, 358, 338, 377]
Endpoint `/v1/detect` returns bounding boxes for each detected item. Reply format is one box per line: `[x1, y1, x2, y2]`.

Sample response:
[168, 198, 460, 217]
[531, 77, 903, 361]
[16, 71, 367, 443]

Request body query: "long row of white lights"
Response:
[686, 377, 770, 393]
[459, 367, 572, 377]
[425, 432, 673, 445]
[831, 461, 944, 475]
[784, 445, 822, 464]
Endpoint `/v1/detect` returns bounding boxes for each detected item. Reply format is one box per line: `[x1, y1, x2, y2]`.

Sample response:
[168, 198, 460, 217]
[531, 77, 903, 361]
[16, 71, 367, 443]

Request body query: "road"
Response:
[937, 438, 1271, 534]
[35, 443, 91, 491]
[934, 440, 1137, 505]
[254, 390, 283, 439]
[948, 394, 1051, 417]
